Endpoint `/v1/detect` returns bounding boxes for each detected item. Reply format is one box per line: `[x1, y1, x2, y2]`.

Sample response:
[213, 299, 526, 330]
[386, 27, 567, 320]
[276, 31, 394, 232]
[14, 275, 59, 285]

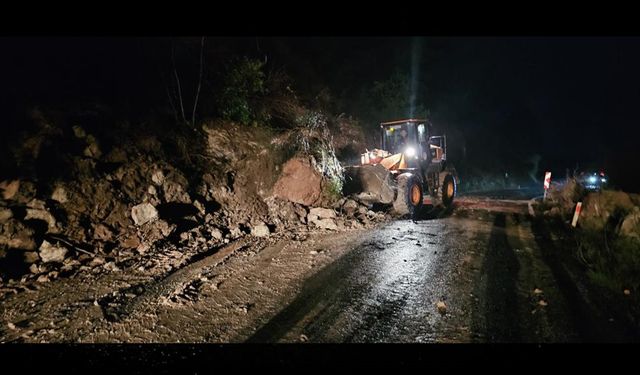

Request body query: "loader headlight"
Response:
[404, 146, 416, 157]
[588, 176, 597, 184]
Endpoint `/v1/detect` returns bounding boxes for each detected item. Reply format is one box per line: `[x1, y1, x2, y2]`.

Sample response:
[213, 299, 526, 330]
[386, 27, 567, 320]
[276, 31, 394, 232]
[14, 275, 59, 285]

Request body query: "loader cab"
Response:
[380, 119, 444, 167]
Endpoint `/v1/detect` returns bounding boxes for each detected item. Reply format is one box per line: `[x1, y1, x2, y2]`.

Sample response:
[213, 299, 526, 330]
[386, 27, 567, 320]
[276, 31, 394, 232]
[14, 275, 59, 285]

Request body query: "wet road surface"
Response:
[249, 216, 470, 343]
[247, 196, 637, 343]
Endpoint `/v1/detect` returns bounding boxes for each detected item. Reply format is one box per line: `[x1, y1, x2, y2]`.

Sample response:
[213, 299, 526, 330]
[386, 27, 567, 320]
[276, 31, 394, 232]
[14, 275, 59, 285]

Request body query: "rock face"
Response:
[39, 240, 68, 263]
[273, 157, 324, 206]
[131, 203, 159, 226]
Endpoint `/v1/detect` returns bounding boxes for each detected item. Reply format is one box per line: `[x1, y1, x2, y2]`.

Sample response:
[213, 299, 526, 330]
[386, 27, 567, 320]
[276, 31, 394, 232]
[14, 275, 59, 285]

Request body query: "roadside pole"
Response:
[543, 171, 551, 200]
[572, 202, 583, 227]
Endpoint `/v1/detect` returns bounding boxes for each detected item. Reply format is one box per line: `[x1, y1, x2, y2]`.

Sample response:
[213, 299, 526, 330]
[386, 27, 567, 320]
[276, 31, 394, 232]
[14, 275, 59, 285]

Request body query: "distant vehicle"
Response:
[577, 170, 609, 191]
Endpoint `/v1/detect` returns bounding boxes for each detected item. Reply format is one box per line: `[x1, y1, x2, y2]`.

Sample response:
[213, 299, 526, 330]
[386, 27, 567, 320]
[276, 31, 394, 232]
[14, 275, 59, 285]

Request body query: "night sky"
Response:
[2, 37, 639, 191]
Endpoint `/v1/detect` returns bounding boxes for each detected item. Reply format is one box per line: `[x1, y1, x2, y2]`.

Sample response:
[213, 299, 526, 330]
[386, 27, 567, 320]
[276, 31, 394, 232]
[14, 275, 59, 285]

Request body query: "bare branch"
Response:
[171, 42, 187, 123]
[191, 36, 205, 126]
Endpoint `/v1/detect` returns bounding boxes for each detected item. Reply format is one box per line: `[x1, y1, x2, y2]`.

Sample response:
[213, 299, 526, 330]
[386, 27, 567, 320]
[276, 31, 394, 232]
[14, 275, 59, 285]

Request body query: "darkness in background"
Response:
[1, 37, 639, 192]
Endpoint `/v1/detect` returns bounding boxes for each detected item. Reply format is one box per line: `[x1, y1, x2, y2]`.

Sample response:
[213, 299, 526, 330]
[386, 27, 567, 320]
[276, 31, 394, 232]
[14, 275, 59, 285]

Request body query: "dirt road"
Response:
[1, 194, 637, 343]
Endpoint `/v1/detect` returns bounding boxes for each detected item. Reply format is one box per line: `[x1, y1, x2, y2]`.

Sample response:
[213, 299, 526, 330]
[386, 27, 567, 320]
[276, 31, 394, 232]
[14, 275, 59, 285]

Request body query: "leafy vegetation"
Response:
[217, 57, 270, 126]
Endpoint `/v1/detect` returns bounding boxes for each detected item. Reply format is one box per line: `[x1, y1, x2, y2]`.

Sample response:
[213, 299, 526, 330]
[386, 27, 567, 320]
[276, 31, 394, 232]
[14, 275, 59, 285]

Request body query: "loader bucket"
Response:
[343, 164, 396, 204]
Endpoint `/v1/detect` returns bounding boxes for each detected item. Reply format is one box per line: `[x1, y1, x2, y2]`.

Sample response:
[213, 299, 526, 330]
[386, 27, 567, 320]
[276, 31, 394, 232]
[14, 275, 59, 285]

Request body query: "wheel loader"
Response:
[343, 119, 458, 215]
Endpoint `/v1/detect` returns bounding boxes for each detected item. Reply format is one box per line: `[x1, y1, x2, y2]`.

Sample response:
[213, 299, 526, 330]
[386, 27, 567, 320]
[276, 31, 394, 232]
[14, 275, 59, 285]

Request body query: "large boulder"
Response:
[273, 157, 324, 206]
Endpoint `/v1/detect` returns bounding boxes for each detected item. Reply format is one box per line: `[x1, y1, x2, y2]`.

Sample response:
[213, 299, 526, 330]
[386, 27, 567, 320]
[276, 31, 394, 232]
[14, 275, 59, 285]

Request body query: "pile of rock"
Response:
[541, 179, 640, 240]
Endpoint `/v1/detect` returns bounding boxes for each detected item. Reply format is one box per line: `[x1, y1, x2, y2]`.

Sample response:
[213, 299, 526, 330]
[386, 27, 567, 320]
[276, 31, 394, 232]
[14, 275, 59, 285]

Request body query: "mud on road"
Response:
[1, 196, 637, 343]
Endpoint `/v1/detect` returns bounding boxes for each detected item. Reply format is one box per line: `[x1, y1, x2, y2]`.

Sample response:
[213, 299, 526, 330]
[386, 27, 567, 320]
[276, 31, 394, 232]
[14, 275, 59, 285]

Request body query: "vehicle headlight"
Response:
[601, 178, 607, 183]
[588, 176, 597, 183]
[404, 146, 416, 157]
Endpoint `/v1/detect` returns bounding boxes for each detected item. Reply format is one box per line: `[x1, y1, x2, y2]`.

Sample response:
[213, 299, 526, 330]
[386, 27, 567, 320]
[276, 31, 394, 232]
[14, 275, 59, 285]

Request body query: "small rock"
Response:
[60, 260, 81, 272]
[93, 224, 114, 242]
[147, 185, 157, 196]
[103, 262, 120, 272]
[162, 181, 191, 204]
[209, 228, 224, 241]
[533, 288, 543, 295]
[151, 170, 165, 186]
[308, 207, 336, 220]
[194, 200, 206, 215]
[538, 299, 548, 307]
[136, 243, 150, 254]
[436, 301, 447, 315]
[51, 186, 68, 203]
[72, 125, 87, 139]
[342, 199, 359, 216]
[624, 289, 631, 295]
[312, 218, 338, 230]
[309, 250, 318, 255]
[0, 207, 13, 223]
[122, 234, 141, 249]
[0, 180, 20, 200]
[25, 203, 57, 232]
[131, 203, 158, 226]
[36, 275, 50, 283]
[227, 227, 243, 239]
[83, 135, 102, 158]
[300, 334, 309, 342]
[29, 264, 40, 274]
[7, 322, 16, 330]
[89, 257, 105, 267]
[39, 240, 68, 263]
[251, 223, 270, 237]
[24, 252, 39, 264]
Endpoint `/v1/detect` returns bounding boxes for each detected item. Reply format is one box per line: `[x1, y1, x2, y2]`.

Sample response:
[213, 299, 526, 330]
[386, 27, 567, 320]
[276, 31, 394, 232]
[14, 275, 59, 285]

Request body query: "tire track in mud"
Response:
[97, 238, 258, 323]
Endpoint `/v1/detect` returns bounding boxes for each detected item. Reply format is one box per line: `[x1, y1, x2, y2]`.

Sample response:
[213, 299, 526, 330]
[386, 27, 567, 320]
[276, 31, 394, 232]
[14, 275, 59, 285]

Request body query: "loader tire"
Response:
[393, 174, 423, 216]
[441, 173, 456, 208]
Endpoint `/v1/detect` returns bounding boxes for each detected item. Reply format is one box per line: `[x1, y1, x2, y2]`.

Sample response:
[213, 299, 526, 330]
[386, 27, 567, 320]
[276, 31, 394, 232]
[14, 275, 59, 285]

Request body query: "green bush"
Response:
[218, 57, 269, 126]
